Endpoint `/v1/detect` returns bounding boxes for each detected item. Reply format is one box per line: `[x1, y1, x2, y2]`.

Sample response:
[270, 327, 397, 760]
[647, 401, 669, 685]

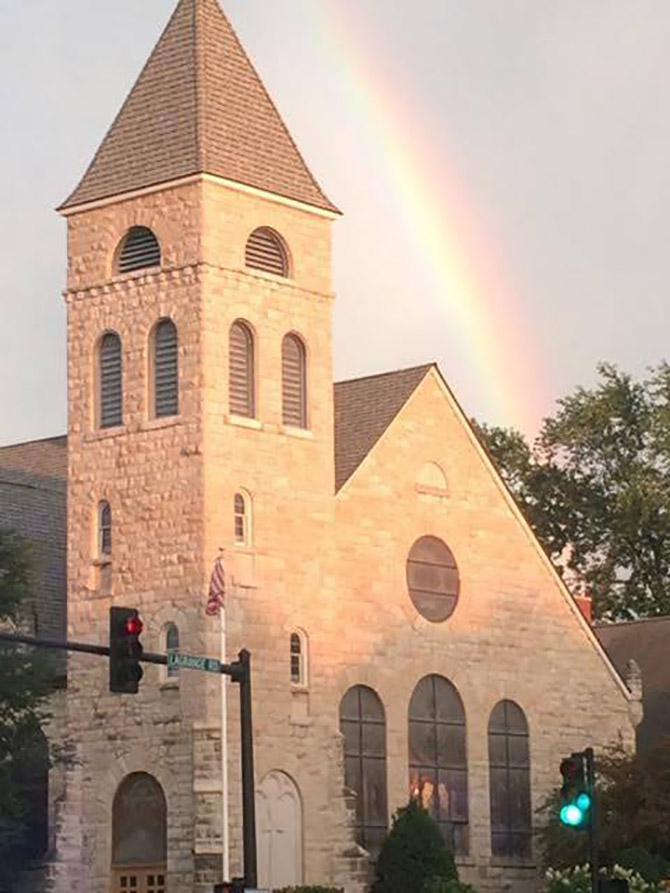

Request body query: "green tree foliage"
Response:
[537, 742, 670, 880]
[0, 528, 54, 872]
[372, 799, 458, 893]
[476, 362, 670, 619]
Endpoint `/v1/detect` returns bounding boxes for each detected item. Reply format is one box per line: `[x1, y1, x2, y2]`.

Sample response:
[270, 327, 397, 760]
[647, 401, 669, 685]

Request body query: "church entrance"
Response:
[111, 773, 167, 893]
[256, 770, 303, 890]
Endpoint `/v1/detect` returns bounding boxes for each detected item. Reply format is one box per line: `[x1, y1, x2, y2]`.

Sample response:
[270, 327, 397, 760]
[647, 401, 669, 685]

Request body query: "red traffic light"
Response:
[125, 615, 143, 636]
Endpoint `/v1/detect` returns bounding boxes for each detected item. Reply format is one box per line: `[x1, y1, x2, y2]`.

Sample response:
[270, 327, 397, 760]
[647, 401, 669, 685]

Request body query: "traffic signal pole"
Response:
[585, 747, 599, 893]
[0, 628, 258, 891]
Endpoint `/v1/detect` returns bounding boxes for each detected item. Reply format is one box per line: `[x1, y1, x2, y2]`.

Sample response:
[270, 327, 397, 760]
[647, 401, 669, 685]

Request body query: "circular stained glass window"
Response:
[406, 535, 460, 623]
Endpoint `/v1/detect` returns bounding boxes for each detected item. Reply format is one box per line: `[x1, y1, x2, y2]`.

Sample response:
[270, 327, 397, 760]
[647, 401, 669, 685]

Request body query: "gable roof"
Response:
[60, 0, 337, 213]
[595, 618, 670, 752]
[0, 435, 67, 489]
[333, 365, 433, 491]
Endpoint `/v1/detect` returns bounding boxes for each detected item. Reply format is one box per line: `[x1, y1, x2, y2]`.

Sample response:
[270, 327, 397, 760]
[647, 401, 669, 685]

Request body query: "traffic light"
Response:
[109, 607, 144, 693]
[559, 751, 592, 829]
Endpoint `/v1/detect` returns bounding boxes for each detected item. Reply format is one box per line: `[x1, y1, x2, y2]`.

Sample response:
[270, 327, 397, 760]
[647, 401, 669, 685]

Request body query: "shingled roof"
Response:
[60, 0, 337, 213]
[334, 365, 433, 491]
[595, 618, 670, 752]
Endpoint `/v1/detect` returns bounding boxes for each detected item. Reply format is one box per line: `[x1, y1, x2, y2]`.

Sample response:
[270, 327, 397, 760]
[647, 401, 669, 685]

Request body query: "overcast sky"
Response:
[1, 0, 669, 445]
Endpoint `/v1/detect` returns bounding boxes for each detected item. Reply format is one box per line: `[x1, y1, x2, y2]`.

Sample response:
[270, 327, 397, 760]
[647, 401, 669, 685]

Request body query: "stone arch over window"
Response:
[229, 320, 255, 418]
[406, 535, 460, 623]
[150, 318, 178, 419]
[164, 623, 180, 681]
[290, 630, 308, 687]
[245, 227, 290, 277]
[112, 772, 167, 893]
[339, 685, 388, 855]
[488, 700, 532, 859]
[99, 500, 112, 557]
[234, 490, 253, 546]
[409, 674, 469, 854]
[117, 226, 161, 275]
[98, 331, 123, 429]
[282, 333, 307, 428]
[256, 770, 303, 890]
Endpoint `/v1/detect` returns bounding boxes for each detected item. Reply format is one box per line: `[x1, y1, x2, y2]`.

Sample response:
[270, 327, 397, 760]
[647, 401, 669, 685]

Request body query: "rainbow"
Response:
[305, 2, 548, 434]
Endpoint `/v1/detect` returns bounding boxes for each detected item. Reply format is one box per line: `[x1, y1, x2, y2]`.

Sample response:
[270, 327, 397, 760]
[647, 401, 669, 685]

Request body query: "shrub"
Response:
[618, 847, 670, 885]
[423, 878, 478, 893]
[372, 799, 458, 893]
[544, 864, 661, 893]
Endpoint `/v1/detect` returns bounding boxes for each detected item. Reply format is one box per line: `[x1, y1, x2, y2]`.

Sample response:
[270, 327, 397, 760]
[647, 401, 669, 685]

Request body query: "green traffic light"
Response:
[560, 803, 584, 826]
[576, 792, 591, 811]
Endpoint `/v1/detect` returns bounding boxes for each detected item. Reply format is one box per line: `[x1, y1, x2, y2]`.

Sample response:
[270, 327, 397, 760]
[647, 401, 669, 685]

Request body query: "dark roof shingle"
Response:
[60, 0, 337, 213]
[334, 365, 433, 491]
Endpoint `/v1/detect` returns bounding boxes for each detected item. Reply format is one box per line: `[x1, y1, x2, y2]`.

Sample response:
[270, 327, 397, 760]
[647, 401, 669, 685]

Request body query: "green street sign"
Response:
[167, 652, 222, 674]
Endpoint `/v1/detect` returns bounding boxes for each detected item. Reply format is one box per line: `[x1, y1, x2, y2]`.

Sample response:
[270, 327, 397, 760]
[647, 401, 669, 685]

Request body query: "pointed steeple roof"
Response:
[60, 0, 337, 213]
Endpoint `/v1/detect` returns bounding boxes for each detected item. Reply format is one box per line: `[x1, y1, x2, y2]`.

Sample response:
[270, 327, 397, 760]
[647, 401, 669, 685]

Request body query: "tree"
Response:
[372, 799, 458, 893]
[0, 528, 54, 875]
[476, 362, 670, 619]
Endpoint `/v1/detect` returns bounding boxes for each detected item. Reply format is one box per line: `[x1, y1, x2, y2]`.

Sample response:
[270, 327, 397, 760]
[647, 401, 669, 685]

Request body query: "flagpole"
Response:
[220, 581, 230, 881]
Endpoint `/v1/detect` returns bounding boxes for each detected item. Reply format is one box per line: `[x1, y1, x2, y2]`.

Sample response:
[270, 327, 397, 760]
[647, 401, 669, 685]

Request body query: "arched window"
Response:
[234, 492, 252, 546]
[99, 332, 123, 429]
[282, 334, 307, 428]
[112, 772, 167, 893]
[117, 226, 161, 274]
[151, 319, 179, 418]
[339, 685, 388, 855]
[290, 631, 307, 687]
[165, 624, 180, 680]
[488, 700, 532, 859]
[408, 675, 469, 854]
[406, 536, 460, 623]
[99, 501, 112, 557]
[229, 321, 255, 418]
[16, 728, 49, 859]
[245, 227, 289, 277]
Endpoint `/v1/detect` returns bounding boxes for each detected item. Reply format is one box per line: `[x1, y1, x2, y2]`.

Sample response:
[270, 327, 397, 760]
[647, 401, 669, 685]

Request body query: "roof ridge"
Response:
[334, 363, 434, 387]
[595, 616, 670, 628]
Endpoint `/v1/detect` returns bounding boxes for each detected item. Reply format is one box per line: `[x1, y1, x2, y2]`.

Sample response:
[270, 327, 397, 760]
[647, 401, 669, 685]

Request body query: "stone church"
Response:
[0, 1, 640, 891]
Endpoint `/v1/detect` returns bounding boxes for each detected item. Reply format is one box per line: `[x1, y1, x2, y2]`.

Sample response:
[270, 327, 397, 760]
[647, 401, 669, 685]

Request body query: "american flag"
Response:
[206, 555, 226, 616]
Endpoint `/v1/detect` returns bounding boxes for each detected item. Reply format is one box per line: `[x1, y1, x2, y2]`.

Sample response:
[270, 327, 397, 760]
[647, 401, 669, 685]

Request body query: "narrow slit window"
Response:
[282, 334, 307, 428]
[99, 333, 123, 429]
[488, 700, 532, 859]
[229, 322, 255, 418]
[165, 624, 180, 679]
[99, 501, 112, 557]
[153, 319, 178, 418]
[234, 493, 247, 545]
[290, 632, 306, 686]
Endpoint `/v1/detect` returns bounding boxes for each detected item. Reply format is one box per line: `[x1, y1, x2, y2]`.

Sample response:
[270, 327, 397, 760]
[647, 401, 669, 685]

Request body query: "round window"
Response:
[406, 535, 460, 623]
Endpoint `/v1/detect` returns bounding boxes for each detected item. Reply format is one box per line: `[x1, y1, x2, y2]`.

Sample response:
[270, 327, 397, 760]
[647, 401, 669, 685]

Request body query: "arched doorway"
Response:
[112, 772, 167, 893]
[256, 770, 303, 890]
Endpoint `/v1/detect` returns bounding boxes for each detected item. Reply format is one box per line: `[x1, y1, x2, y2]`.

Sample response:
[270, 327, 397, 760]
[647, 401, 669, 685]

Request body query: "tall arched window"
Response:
[488, 700, 532, 859]
[152, 319, 178, 418]
[229, 321, 255, 418]
[339, 685, 388, 855]
[290, 631, 307, 687]
[112, 772, 167, 893]
[99, 501, 112, 557]
[234, 491, 251, 546]
[165, 624, 180, 680]
[408, 675, 469, 854]
[99, 332, 123, 429]
[117, 226, 161, 274]
[282, 334, 307, 428]
[245, 227, 289, 277]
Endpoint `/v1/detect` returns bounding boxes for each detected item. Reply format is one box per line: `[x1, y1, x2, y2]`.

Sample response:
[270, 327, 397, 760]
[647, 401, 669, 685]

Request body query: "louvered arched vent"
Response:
[245, 227, 289, 277]
[229, 321, 255, 417]
[282, 334, 307, 428]
[118, 226, 161, 274]
[99, 332, 123, 429]
[153, 319, 179, 418]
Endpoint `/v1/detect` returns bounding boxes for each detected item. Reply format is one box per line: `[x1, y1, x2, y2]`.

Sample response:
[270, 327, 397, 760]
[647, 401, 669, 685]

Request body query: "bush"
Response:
[618, 847, 670, 885]
[544, 864, 661, 893]
[423, 878, 478, 893]
[372, 799, 458, 893]
[274, 888, 344, 893]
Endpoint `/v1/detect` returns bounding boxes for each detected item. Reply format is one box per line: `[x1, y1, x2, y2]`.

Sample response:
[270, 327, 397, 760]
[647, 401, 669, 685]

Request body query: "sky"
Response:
[1, 0, 669, 446]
